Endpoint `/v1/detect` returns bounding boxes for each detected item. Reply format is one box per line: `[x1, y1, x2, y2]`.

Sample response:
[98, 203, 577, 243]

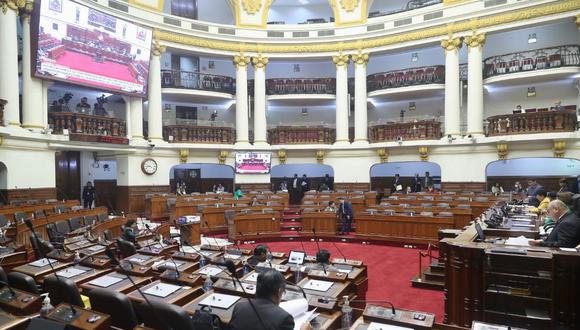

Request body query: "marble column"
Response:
[441, 36, 463, 137]
[130, 97, 144, 139]
[333, 54, 350, 144]
[352, 52, 369, 144]
[21, 2, 44, 131]
[147, 40, 164, 141]
[0, 0, 24, 127]
[252, 55, 269, 146]
[233, 54, 250, 145]
[465, 32, 486, 136]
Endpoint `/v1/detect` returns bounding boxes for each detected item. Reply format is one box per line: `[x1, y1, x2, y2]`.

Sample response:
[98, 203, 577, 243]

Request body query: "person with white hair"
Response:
[530, 200, 580, 248]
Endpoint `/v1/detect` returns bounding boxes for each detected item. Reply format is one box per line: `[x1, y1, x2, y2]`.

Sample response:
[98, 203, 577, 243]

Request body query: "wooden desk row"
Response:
[0, 200, 79, 221]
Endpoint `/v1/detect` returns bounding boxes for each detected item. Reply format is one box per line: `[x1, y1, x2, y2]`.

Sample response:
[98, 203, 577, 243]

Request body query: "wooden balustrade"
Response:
[48, 112, 126, 137]
[368, 120, 442, 142]
[266, 78, 336, 95]
[487, 109, 577, 136]
[268, 126, 335, 144]
[163, 125, 235, 144]
[0, 99, 6, 126]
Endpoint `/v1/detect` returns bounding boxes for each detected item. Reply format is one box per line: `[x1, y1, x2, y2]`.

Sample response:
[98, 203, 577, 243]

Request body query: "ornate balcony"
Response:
[161, 70, 235, 94]
[163, 125, 235, 144]
[483, 45, 580, 79]
[367, 65, 445, 92]
[268, 126, 335, 144]
[266, 78, 335, 95]
[369, 120, 442, 142]
[48, 112, 128, 144]
[486, 109, 577, 136]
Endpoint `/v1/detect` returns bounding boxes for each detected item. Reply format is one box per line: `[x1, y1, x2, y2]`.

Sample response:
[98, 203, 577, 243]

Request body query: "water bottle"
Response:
[294, 266, 302, 283]
[202, 274, 213, 292]
[242, 261, 250, 275]
[73, 251, 81, 264]
[39, 295, 54, 317]
[341, 296, 353, 328]
[199, 257, 206, 267]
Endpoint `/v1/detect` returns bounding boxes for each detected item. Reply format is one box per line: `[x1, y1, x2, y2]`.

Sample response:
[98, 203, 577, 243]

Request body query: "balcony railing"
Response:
[163, 125, 235, 144]
[368, 0, 442, 18]
[483, 45, 580, 79]
[369, 120, 442, 142]
[48, 112, 127, 143]
[161, 70, 235, 94]
[0, 99, 5, 126]
[266, 78, 336, 95]
[367, 65, 445, 92]
[486, 109, 577, 136]
[268, 126, 335, 144]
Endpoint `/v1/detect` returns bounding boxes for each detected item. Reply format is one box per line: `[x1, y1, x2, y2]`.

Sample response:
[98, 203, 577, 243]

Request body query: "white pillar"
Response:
[441, 37, 462, 137]
[147, 43, 164, 141]
[333, 54, 350, 145]
[352, 53, 369, 144]
[466, 33, 486, 136]
[0, 3, 21, 127]
[233, 55, 250, 145]
[130, 97, 144, 139]
[252, 55, 268, 146]
[21, 5, 44, 131]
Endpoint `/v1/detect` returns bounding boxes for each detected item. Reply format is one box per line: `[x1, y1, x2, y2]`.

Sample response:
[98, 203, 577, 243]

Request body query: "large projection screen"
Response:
[34, 0, 152, 95]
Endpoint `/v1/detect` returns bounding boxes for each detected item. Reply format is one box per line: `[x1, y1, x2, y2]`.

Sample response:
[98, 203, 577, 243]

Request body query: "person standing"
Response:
[423, 171, 433, 190]
[392, 174, 402, 193]
[233, 186, 244, 200]
[322, 173, 334, 191]
[337, 197, 354, 235]
[82, 181, 96, 209]
[290, 174, 300, 204]
[411, 173, 421, 193]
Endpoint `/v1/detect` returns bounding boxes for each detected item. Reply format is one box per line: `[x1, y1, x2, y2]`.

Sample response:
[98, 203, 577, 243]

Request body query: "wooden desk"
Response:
[0, 287, 42, 315]
[80, 272, 152, 294]
[182, 291, 239, 323]
[356, 213, 455, 244]
[39, 265, 110, 285]
[297, 277, 354, 312]
[138, 243, 178, 256]
[46, 303, 110, 330]
[301, 211, 338, 236]
[0, 310, 29, 329]
[126, 280, 201, 306]
[192, 264, 231, 281]
[180, 222, 201, 246]
[12, 260, 72, 281]
[227, 212, 281, 240]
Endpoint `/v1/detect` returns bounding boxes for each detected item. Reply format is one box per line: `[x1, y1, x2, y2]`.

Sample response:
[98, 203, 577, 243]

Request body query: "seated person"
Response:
[319, 182, 329, 192]
[491, 183, 504, 195]
[122, 219, 138, 244]
[558, 178, 571, 193]
[250, 196, 262, 206]
[316, 249, 330, 265]
[551, 99, 563, 111]
[324, 201, 337, 212]
[426, 184, 439, 194]
[531, 189, 549, 214]
[230, 269, 294, 330]
[248, 245, 268, 266]
[233, 186, 243, 200]
[530, 200, 580, 248]
[305, 249, 334, 272]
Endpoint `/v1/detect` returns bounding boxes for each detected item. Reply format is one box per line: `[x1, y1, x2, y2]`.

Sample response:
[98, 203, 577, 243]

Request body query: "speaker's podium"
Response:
[179, 217, 201, 246]
[350, 304, 435, 329]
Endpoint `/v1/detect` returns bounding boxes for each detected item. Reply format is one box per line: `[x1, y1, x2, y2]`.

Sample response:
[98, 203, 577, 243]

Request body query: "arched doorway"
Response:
[485, 157, 580, 193]
[370, 161, 441, 193]
[170, 163, 235, 194]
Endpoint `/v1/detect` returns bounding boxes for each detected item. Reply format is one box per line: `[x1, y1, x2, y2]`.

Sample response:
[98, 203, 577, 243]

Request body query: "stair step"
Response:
[411, 276, 444, 291]
[429, 261, 444, 273]
[423, 270, 445, 282]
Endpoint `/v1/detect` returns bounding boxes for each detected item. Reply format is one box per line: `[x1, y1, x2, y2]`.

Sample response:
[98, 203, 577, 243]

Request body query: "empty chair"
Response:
[9, 201, 23, 206]
[116, 238, 137, 258]
[30, 236, 55, 259]
[0, 267, 7, 284]
[303, 201, 315, 205]
[71, 205, 83, 211]
[440, 196, 453, 201]
[366, 209, 377, 215]
[437, 203, 450, 208]
[97, 213, 108, 222]
[422, 196, 434, 201]
[43, 274, 84, 307]
[7, 272, 39, 294]
[302, 208, 317, 212]
[438, 212, 454, 217]
[261, 208, 274, 213]
[0, 214, 9, 228]
[88, 288, 138, 330]
[266, 201, 281, 206]
[84, 215, 97, 226]
[103, 229, 113, 241]
[224, 210, 236, 224]
[384, 209, 395, 215]
[249, 191, 259, 194]
[13, 212, 25, 224]
[456, 204, 471, 209]
[166, 198, 177, 208]
[474, 197, 489, 202]
[444, 191, 457, 195]
[53, 205, 66, 214]
[44, 224, 65, 249]
[456, 196, 470, 201]
[140, 300, 195, 330]
[45, 199, 58, 204]
[54, 220, 71, 235]
[387, 196, 399, 200]
[68, 217, 83, 231]
[420, 203, 433, 208]
[336, 189, 347, 193]
[406, 196, 417, 200]
[26, 200, 39, 205]
[34, 210, 45, 218]
[236, 203, 248, 207]
[379, 202, 391, 207]
[240, 209, 252, 214]
[420, 211, 434, 216]
[399, 203, 411, 208]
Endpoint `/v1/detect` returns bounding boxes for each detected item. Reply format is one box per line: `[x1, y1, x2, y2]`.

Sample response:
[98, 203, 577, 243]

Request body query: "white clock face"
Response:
[142, 159, 157, 175]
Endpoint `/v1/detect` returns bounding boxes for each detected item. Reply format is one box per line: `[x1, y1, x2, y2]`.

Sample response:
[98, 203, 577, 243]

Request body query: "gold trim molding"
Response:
[352, 52, 369, 66]
[377, 148, 388, 163]
[553, 141, 566, 158]
[179, 149, 189, 164]
[231, 0, 273, 28]
[155, 1, 580, 53]
[233, 54, 251, 68]
[277, 149, 287, 164]
[252, 55, 269, 69]
[218, 150, 229, 164]
[332, 54, 350, 67]
[339, 0, 359, 12]
[316, 150, 325, 164]
[1, 0, 25, 14]
[418, 147, 429, 161]
[497, 143, 508, 160]
[465, 32, 486, 49]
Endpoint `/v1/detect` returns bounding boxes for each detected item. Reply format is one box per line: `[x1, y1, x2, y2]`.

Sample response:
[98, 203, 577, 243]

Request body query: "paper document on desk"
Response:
[197, 265, 223, 276]
[368, 322, 412, 330]
[505, 236, 531, 246]
[143, 283, 181, 298]
[303, 279, 333, 292]
[199, 293, 240, 309]
[88, 275, 124, 287]
[280, 298, 319, 330]
[56, 268, 87, 278]
[29, 258, 57, 267]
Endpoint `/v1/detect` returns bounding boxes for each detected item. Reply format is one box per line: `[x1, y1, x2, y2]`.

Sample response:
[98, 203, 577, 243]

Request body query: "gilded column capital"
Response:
[19, 0, 33, 21]
[233, 54, 251, 68]
[1, 0, 25, 14]
[218, 150, 229, 164]
[576, 14, 580, 29]
[315, 150, 325, 164]
[465, 32, 486, 49]
[251, 55, 269, 69]
[351, 52, 369, 66]
[151, 38, 166, 56]
[377, 148, 388, 163]
[553, 141, 566, 158]
[440, 36, 463, 53]
[418, 147, 429, 162]
[332, 54, 350, 67]
[179, 149, 189, 164]
[277, 149, 287, 164]
[497, 143, 508, 160]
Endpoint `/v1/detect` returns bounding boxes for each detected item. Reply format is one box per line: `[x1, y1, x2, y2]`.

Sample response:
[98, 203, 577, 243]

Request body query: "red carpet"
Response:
[55, 51, 138, 84]
[238, 240, 444, 322]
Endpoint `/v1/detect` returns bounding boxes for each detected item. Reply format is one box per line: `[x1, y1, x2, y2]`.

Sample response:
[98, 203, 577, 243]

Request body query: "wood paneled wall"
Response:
[486, 176, 578, 193]
[116, 185, 170, 215]
[441, 182, 486, 192]
[94, 180, 117, 213]
[169, 178, 234, 194]
[55, 151, 81, 200]
[0, 188, 57, 204]
[237, 183, 272, 192]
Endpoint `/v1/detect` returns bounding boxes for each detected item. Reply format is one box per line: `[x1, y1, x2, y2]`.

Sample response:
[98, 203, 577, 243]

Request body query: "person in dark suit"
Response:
[411, 173, 421, 193]
[230, 269, 294, 330]
[322, 173, 334, 191]
[300, 174, 310, 193]
[392, 174, 402, 193]
[290, 174, 300, 204]
[82, 181, 96, 209]
[122, 219, 138, 244]
[247, 245, 268, 267]
[337, 197, 355, 235]
[423, 171, 433, 190]
[530, 200, 580, 248]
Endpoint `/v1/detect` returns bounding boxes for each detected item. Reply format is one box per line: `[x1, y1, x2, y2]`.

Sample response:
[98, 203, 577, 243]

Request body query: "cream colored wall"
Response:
[0, 147, 55, 189]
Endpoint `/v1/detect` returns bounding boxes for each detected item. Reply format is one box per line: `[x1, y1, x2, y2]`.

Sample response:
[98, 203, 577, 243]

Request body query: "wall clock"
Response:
[141, 158, 157, 175]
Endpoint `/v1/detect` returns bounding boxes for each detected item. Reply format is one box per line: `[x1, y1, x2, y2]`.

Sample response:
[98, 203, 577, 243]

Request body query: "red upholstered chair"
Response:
[536, 56, 548, 69]
[495, 61, 507, 74]
[549, 54, 562, 68]
[508, 59, 520, 73]
[522, 58, 534, 71]
[415, 69, 425, 84]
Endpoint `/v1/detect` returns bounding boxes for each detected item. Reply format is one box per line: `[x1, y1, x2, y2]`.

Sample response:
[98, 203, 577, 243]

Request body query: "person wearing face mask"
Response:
[530, 200, 580, 248]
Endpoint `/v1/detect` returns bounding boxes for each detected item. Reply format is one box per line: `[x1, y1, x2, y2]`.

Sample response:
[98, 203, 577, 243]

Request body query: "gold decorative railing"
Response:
[268, 126, 335, 144]
[369, 120, 442, 142]
[487, 109, 577, 136]
[163, 125, 235, 144]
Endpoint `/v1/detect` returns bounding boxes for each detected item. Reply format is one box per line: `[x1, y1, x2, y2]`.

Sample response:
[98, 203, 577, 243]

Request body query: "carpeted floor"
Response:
[55, 51, 138, 83]
[237, 240, 444, 322]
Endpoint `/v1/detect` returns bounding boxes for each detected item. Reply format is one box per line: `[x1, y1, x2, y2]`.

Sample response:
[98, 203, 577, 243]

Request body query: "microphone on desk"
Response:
[182, 241, 207, 265]
[0, 280, 17, 299]
[203, 221, 222, 249]
[311, 228, 326, 274]
[245, 262, 306, 299]
[330, 240, 348, 263]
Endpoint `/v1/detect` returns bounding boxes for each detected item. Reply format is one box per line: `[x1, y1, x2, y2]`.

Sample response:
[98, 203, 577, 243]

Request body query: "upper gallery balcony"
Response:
[163, 121, 235, 144]
[483, 45, 580, 85]
[161, 70, 236, 101]
[268, 125, 335, 145]
[369, 119, 442, 143]
[367, 65, 445, 99]
[48, 110, 128, 144]
[486, 107, 577, 137]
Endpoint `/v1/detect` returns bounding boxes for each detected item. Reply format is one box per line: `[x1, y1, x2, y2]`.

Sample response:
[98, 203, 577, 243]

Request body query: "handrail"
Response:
[48, 112, 126, 137]
[267, 126, 335, 145]
[486, 109, 577, 136]
[266, 78, 336, 95]
[418, 242, 439, 279]
[369, 119, 442, 142]
[160, 70, 236, 94]
[367, 65, 445, 92]
[163, 124, 235, 144]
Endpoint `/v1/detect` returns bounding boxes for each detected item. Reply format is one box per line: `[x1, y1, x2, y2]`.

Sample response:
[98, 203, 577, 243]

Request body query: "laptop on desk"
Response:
[475, 222, 504, 244]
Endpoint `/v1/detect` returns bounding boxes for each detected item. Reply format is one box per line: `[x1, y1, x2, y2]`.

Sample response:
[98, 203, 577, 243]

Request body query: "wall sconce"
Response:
[411, 52, 418, 62]
[528, 33, 537, 44]
[527, 87, 536, 97]
[409, 102, 416, 111]
[301, 108, 308, 116]
[278, 149, 287, 164]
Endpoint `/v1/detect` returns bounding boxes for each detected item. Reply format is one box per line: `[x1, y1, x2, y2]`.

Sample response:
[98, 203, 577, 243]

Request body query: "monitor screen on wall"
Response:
[235, 152, 271, 174]
[34, 0, 152, 95]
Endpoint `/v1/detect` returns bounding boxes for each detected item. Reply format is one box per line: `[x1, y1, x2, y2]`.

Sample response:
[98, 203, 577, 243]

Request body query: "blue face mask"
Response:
[544, 216, 554, 225]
